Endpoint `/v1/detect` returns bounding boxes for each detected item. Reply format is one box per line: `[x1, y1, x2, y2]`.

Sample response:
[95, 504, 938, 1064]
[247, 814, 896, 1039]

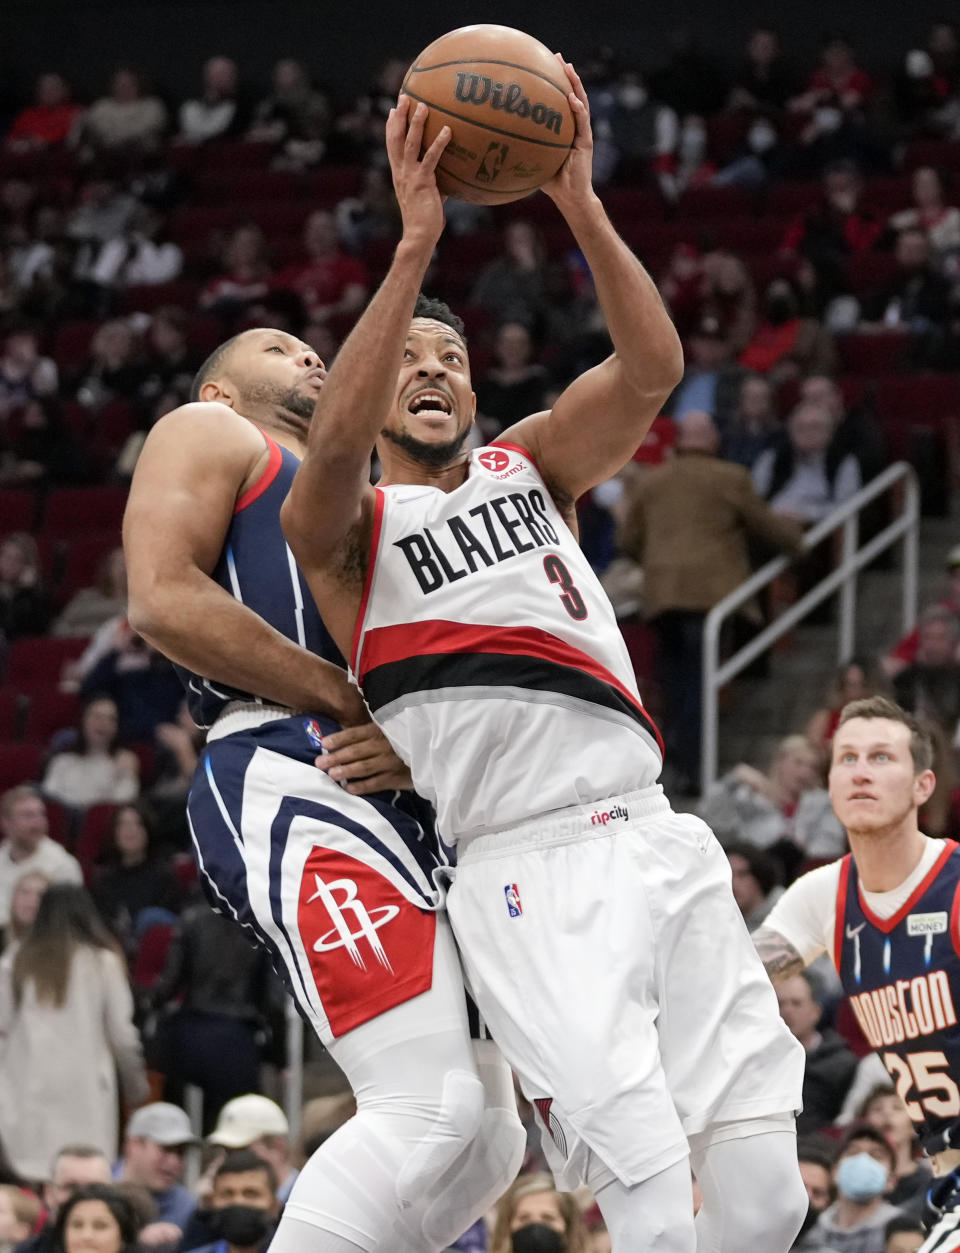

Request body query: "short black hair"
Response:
[214, 1149, 277, 1194]
[835, 1122, 895, 1170]
[796, 1137, 834, 1174]
[413, 293, 466, 342]
[190, 333, 245, 402]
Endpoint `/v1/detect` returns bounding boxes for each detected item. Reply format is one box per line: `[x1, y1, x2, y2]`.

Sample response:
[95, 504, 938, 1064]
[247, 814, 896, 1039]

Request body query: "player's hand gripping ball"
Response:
[402, 24, 576, 204]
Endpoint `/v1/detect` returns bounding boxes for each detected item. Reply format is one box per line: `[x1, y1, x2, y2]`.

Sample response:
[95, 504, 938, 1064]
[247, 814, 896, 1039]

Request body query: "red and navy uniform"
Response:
[174, 431, 343, 728]
[835, 842, 960, 1153]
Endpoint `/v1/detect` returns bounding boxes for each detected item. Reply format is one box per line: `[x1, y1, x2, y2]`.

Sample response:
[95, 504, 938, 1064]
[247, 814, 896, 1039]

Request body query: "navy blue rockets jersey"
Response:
[835, 841, 960, 1153]
[175, 431, 345, 728]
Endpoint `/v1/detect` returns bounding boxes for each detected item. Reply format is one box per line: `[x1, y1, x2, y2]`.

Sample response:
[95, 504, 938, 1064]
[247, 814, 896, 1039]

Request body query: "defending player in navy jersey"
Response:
[756, 696, 960, 1253]
[282, 59, 807, 1253]
[122, 329, 524, 1253]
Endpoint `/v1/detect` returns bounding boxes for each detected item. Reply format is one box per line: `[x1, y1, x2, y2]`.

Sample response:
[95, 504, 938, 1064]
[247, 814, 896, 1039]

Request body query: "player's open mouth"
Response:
[408, 390, 453, 417]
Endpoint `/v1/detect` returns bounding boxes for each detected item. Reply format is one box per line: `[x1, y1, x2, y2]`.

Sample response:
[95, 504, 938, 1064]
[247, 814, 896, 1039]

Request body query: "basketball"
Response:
[402, 25, 576, 205]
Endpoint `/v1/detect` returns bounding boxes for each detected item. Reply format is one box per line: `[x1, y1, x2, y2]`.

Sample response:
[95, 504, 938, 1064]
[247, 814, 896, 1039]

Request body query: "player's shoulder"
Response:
[783, 856, 845, 904]
[150, 400, 261, 444]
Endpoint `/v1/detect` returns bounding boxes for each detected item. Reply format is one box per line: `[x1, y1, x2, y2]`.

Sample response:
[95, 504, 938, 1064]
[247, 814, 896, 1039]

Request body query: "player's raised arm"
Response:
[124, 403, 365, 725]
[281, 98, 451, 567]
[501, 57, 684, 500]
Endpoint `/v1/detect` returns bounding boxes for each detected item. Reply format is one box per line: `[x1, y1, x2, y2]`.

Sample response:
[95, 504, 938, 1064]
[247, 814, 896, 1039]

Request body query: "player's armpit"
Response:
[752, 927, 806, 985]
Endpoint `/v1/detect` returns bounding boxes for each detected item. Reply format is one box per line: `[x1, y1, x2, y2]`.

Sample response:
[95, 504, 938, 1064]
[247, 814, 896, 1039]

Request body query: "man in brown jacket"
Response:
[619, 409, 804, 794]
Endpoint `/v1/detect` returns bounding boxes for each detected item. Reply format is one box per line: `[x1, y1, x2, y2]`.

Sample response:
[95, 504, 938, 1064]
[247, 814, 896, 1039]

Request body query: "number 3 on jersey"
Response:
[884, 1050, 960, 1121]
[543, 555, 588, 621]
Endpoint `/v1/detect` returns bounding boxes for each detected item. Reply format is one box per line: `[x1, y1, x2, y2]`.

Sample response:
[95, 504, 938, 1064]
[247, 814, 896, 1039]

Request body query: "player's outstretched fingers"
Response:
[421, 123, 452, 174]
[404, 101, 428, 158]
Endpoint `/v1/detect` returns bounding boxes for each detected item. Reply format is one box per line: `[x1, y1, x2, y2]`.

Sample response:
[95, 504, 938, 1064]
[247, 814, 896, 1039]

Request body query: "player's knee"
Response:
[479, 1102, 527, 1190]
[729, 1148, 807, 1248]
[396, 1068, 486, 1199]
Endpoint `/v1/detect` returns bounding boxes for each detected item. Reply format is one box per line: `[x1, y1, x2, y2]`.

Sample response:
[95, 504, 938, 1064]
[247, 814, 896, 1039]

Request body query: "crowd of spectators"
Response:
[0, 22, 957, 1253]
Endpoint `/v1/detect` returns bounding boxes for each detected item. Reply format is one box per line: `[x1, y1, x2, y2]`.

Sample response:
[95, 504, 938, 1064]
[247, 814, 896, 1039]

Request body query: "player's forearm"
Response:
[561, 200, 683, 397]
[752, 926, 806, 985]
[129, 571, 361, 724]
[308, 236, 434, 466]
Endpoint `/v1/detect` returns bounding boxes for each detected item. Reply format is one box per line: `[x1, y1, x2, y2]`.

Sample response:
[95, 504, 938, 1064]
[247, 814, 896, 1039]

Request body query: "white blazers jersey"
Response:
[352, 442, 663, 841]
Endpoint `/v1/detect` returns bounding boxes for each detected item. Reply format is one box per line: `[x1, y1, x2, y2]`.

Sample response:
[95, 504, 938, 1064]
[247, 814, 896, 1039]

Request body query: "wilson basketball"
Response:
[403, 25, 576, 205]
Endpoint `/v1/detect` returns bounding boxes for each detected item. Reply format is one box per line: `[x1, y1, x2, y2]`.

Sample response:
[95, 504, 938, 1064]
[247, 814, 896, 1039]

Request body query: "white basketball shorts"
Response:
[444, 784, 805, 1188]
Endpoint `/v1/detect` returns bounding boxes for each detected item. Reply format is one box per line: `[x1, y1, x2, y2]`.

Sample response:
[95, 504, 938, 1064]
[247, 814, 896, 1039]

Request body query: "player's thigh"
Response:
[644, 811, 805, 1132]
[447, 835, 687, 1187]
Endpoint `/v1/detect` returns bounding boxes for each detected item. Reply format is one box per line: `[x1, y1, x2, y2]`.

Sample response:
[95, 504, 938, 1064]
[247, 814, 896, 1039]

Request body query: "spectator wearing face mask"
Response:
[185, 1152, 278, 1253]
[814, 1126, 901, 1253]
[489, 1175, 588, 1253]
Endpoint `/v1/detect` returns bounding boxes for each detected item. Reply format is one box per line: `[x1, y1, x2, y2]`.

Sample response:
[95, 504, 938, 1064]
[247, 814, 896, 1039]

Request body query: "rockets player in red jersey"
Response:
[281, 59, 807, 1253]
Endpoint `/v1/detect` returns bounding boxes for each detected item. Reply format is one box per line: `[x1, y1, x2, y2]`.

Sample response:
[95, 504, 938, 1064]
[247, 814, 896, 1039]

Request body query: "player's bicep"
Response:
[500, 356, 666, 500]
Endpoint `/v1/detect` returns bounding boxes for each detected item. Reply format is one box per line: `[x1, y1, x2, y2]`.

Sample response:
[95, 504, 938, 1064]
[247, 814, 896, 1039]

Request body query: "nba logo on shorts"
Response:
[504, 884, 523, 917]
[304, 719, 324, 749]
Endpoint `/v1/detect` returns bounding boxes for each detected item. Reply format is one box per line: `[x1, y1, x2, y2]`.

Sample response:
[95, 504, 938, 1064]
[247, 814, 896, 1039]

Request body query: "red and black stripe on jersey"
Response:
[355, 619, 664, 755]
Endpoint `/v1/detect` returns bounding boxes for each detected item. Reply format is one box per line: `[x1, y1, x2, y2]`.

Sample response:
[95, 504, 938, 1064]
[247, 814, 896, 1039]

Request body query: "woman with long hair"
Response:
[55, 1184, 141, 1253]
[489, 1173, 589, 1253]
[92, 803, 179, 951]
[42, 694, 140, 811]
[0, 870, 47, 956]
[0, 885, 149, 1180]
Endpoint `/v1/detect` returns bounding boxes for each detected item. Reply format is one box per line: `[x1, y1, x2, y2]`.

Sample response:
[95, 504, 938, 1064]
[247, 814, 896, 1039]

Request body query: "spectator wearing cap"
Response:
[116, 1104, 198, 1233]
[885, 546, 960, 677]
[207, 1097, 297, 1203]
[667, 312, 747, 430]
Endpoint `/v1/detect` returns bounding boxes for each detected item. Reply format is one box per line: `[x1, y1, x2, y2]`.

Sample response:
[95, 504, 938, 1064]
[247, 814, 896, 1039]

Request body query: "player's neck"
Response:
[252, 411, 309, 458]
[379, 448, 471, 493]
[848, 821, 928, 893]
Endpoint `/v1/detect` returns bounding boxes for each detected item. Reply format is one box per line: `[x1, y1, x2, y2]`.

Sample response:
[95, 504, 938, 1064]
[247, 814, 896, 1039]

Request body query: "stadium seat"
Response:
[835, 331, 913, 376]
[51, 320, 99, 371]
[0, 490, 41, 534]
[0, 743, 42, 790]
[5, 637, 89, 687]
[0, 687, 28, 740]
[120, 280, 200, 314]
[23, 686, 82, 745]
[845, 252, 901, 295]
[132, 922, 176, 990]
[74, 802, 119, 872]
[52, 531, 121, 604]
[171, 852, 198, 898]
[873, 374, 960, 419]
[903, 139, 960, 172]
[43, 798, 73, 848]
[673, 184, 753, 223]
[40, 487, 128, 536]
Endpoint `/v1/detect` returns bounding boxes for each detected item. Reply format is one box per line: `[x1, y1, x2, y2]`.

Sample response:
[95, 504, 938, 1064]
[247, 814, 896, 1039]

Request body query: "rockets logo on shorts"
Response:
[504, 883, 523, 917]
[297, 845, 436, 1037]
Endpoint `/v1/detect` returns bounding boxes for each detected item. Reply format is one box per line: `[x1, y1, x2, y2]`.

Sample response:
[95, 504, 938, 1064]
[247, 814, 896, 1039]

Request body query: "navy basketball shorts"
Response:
[187, 706, 443, 1043]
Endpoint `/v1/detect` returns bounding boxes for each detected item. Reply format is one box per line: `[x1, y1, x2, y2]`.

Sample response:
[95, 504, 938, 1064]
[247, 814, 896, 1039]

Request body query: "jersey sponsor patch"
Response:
[297, 845, 436, 1036]
[907, 912, 949, 937]
[504, 883, 523, 917]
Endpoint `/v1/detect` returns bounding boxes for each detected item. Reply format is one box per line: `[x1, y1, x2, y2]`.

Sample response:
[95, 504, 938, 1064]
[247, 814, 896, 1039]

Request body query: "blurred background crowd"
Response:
[0, 17, 958, 1253]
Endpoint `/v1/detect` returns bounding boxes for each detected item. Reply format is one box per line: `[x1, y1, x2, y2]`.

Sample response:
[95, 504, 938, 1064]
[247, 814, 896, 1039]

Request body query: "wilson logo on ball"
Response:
[453, 74, 565, 134]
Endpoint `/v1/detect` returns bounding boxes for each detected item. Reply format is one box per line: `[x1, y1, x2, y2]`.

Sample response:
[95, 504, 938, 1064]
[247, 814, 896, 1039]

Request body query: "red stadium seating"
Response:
[0, 743, 42, 789]
[873, 374, 960, 419]
[0, 490, 40, 534]
[835, 331, 913, 376]
[43, 798, 73, 848]
[0, 688, 28, 740]
[40, 487, 128, 536]
[5, 637, 89, 688]
[74, 802, 119, 871]
[132, 922, 176, 990]
[22, 686, 82, 745]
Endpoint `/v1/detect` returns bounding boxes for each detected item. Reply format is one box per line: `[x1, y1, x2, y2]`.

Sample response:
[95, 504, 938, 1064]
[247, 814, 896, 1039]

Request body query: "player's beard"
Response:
[241, 380, 316, 421]
[381, 425, 471, 468]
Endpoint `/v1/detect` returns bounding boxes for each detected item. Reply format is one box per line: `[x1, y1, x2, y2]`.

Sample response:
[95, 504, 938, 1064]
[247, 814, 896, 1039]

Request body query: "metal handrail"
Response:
[700, 461, 920, 790]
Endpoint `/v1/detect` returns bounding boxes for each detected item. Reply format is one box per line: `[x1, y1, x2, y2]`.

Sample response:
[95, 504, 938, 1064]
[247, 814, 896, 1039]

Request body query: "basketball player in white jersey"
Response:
[123, 330, 525, 1253]
[281, 62, 807, 1253]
